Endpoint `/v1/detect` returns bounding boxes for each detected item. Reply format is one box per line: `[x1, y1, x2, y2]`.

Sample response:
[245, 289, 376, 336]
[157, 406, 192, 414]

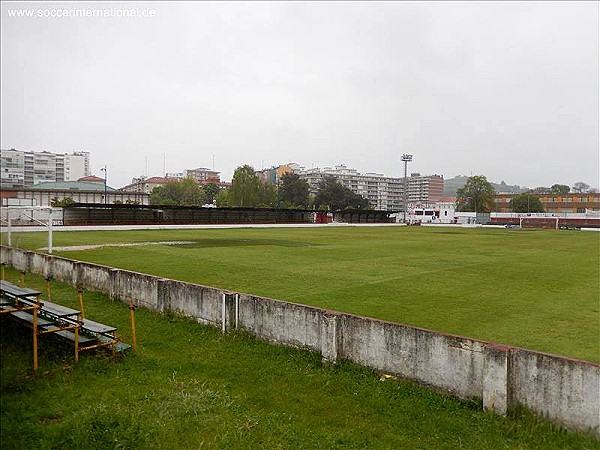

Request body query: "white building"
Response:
[0, 149, 90, 188]
[294, 164, 443, 212]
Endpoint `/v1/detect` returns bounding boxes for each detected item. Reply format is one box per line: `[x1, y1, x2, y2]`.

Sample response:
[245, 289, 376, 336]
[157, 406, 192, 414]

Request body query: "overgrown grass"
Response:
[1, 269, 597, 449]
[3, 226, 599, 361]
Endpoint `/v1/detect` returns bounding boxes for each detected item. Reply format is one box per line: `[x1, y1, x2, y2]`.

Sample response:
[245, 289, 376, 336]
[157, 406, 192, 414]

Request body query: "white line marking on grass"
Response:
[285, 262, 484, 301]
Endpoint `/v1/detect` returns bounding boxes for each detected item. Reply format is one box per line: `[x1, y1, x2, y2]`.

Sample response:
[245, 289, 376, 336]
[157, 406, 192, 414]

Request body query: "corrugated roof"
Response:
[30, 181, 117, 191]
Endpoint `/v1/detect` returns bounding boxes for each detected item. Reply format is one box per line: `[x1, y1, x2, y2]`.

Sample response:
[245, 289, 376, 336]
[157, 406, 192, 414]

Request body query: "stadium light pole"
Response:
[401, 154, 413, 223]
[100, 165, 107, 204]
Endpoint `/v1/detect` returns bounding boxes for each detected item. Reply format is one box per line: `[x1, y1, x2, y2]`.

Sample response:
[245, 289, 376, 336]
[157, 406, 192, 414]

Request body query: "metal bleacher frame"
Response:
[0, 280, 128, 370]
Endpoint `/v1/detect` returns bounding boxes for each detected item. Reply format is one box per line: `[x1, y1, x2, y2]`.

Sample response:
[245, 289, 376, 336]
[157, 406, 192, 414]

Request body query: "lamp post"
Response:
[100, 165, 107, 204]
[401, 153, 413, 223]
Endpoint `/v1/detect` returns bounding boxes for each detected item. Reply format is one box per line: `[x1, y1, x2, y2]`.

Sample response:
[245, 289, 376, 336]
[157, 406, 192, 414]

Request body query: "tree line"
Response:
[149, 164, 370, 210]
[150, 165, 594, 213]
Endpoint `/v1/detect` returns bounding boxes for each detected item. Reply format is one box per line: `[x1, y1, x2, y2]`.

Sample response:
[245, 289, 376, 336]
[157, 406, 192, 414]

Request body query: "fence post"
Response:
[321, 311, 340, 364]
[483, 343, 512, 415]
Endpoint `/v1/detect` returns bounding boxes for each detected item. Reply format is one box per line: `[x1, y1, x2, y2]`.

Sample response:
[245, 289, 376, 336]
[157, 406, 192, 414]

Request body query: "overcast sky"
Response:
[1, 1, 598, 189]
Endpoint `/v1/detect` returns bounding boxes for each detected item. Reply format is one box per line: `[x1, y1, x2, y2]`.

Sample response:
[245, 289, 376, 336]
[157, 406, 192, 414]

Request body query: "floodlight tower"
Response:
[100, 165, 107, 204]
[401, 153, 413, 223]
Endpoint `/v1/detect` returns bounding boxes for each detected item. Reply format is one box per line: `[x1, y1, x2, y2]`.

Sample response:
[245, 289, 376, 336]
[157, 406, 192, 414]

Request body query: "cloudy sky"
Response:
[1, 1, 598, 189]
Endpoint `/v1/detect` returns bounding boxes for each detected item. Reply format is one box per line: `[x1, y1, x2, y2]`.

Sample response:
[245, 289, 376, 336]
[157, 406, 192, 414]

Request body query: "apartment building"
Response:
[295, 164, 443, 211]
[0, 149, 90, 188]
[255, 164, 295, 185]
[407, 173, 444, 206]
[184, 167, 220, 183]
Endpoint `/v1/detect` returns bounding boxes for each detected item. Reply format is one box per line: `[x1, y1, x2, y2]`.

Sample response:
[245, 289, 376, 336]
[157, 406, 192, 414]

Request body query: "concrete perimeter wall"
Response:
[1, 245, 598, 437]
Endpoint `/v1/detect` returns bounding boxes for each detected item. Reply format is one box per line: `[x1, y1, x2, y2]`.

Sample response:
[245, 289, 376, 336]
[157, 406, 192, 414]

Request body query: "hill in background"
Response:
[443, 176, 527, 197]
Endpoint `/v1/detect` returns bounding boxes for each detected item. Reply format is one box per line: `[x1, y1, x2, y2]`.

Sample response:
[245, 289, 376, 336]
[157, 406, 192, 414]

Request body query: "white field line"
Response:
[284, 262, 484, 302]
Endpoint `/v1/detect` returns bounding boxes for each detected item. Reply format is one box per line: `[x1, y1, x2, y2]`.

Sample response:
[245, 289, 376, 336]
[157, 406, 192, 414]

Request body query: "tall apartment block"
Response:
[407, 172, 444, 205]
[292, 164, 443, 211]
[0, 149, 90, 188]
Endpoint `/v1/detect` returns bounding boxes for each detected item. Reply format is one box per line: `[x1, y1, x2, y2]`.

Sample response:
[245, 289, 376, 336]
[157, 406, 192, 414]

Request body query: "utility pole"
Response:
[401, 154, 413, 223]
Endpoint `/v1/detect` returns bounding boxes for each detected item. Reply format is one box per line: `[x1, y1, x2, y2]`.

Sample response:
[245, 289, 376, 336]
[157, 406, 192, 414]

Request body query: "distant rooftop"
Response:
[30, 181, 117, 192]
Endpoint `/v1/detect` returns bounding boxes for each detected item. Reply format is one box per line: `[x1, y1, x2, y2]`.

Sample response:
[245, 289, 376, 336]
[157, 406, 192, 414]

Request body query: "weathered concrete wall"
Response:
[111, 269, 160, 309]
[160, 279, 222, 323]
[30, 252, 53, 279]
[76, 262, 114, 295]
[2, 245, 598, 437]
[9, 248, 30, 273]
[339, 315, 485, 399]
[239, 295, 324, 353]
[511, 349, 600, 436]
[52, 256, 78, 285]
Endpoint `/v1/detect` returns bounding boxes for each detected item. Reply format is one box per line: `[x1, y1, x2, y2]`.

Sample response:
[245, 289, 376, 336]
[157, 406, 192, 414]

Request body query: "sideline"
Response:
[2, 222, 598, 233]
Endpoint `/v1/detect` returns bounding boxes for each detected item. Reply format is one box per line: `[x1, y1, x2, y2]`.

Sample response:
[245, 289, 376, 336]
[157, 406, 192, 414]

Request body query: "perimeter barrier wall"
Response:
[1, 245, 598, 437]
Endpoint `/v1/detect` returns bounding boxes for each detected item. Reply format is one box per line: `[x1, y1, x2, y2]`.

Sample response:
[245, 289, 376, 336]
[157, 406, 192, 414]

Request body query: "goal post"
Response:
[1, 206, 55, 254]
[519, 216, 559, 230]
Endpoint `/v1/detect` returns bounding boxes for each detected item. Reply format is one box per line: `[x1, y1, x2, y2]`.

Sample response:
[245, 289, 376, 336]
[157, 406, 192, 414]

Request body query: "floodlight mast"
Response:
[401, 154, 413, 224]
[100, 165, 108, 204]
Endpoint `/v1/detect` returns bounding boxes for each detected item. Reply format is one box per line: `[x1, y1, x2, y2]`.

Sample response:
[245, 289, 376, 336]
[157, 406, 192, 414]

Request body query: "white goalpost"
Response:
[519, 216, 559, 230]
[1, 206, 55, 254]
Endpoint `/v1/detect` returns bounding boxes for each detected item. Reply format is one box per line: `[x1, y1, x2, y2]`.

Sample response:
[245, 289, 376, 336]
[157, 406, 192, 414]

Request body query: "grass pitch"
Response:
[1, 268, 597, 449]
[4, 226, 599, 361]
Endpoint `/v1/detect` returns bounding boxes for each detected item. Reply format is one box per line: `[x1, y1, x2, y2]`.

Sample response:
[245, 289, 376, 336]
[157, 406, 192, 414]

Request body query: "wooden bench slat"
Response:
[9, 310, 55, 327]
[0, 280, 42, 298]
[80, 318, 117, 334]
[40, 301, 80, 318]
[53, 330, 97, 345]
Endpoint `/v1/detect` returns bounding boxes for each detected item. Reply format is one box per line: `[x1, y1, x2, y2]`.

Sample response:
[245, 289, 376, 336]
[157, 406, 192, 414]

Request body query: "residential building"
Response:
[293, 164, 443, 211]
[255, 164, 296, 185]
[407, 173, 444, 206]
[0, 149, 90, 188]
[184, 167, 220, 183]
[121, 176, 178, 194]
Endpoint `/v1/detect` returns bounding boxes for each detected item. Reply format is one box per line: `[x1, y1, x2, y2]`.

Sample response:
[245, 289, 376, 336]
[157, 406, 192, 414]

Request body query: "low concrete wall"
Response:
[511, 349, 600, 435]
[339, 315, 486, 400]
[1, 245, 598, 437]
[160, 279, 222, 323]
[239, 295, 324, 353]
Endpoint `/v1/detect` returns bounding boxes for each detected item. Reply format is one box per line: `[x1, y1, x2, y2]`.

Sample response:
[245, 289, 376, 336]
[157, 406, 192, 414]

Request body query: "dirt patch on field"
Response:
[39, 241, 195, 252]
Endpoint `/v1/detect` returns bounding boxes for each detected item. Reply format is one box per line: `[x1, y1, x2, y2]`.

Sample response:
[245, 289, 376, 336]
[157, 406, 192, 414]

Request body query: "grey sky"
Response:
[1, 1, 598, 189]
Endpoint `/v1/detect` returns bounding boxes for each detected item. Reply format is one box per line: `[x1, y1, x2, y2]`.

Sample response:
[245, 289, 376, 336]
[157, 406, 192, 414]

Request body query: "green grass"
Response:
[3, 226, 599, 362]
[1, 269, 598, 449]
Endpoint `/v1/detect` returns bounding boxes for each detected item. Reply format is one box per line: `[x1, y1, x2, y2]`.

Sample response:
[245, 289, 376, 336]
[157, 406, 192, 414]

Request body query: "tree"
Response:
[228, 165, 262, 207]
[572, 182, 591, 193]
[532, 187, 551, 194]
[202, 182, 220, 204]
[258, 183, 277, 207]
[50, 197, 75, 207]
[214, 189, 229, 207]
[455, 175, 495, 212]
[550, 184, 570, 195]
[509, 193, 545, 213]
[279, 172, 309, 208]
[314, 175, 370, 210]
[149, 178, 204, 206]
